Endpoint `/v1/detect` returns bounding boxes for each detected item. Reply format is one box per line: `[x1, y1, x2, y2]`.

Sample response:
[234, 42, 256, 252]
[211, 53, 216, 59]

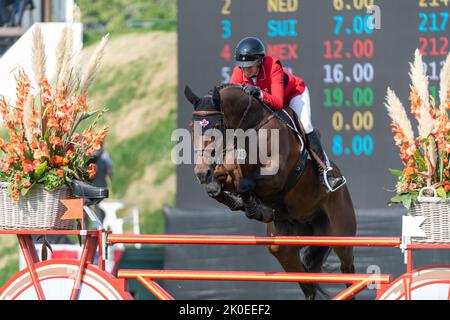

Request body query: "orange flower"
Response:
[12, 190, 20, 202]
[49, 136, 62, 149]
[445, 185, 450, 193]
[21, 160, 34, 174]
[22, 181, 31, 188]
[403, 167, 415, 180]
[50, 155, 64, 166]
[56, 169, 64, 179]
[47, 117, 59, 130]
[80, 95, 88, 111]
[87, 163, 96, 180]
[40, 77, 53, 105]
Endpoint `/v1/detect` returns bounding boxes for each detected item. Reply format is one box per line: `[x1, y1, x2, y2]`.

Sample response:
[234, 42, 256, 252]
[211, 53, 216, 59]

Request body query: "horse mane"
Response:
[208, 83, 243, 95]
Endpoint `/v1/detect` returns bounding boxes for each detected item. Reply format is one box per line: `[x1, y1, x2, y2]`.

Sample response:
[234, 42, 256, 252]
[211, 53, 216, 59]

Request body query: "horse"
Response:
[184, 84, 357, 300]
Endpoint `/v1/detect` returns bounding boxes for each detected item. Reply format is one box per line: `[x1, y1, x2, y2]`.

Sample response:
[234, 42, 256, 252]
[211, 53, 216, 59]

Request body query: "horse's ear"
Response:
[184, 85, 200, 107]
[212, 86, 221, 107]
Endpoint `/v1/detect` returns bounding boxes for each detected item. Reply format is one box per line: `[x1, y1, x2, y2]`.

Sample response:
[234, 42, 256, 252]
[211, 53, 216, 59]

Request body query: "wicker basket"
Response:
[407, 187, 450, 244]
[0, 182, 75, 230]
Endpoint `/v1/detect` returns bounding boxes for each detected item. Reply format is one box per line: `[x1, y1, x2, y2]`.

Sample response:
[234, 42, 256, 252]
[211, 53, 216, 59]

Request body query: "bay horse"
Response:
[185, 84, 357, 300]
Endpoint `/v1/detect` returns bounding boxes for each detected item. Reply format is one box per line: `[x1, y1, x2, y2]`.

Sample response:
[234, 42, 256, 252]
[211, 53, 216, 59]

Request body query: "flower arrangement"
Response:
[0, 25, 109, 201]
[386, 49, 450, 209]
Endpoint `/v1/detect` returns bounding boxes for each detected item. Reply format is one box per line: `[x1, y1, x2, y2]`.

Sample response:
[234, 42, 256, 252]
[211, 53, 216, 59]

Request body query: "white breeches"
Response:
[289, 86, 314, 134]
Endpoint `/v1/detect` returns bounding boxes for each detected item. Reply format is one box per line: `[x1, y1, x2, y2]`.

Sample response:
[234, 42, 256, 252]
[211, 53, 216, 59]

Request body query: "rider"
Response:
[229, 36, 345, 192]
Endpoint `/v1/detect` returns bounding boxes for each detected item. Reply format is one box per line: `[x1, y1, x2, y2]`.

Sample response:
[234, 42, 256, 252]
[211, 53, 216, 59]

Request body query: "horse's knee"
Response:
[237, 175, 255, 193]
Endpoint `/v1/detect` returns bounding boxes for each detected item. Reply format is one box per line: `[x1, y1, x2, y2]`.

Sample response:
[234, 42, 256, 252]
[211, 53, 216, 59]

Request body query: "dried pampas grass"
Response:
[79, 33, 110, 96]
[439, 52, 450, 113]
[385, 87, 415, 144]
[409, 49, 435, 138]
[32, 25, 46, 86]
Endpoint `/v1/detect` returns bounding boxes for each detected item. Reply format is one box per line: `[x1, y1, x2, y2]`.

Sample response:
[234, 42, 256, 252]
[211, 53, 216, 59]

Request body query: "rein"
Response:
[236, 94, 253, 130]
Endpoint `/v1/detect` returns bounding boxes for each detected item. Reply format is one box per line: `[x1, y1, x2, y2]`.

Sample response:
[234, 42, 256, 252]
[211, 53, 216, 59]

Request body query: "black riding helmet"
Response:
[234, 37, 266, 68]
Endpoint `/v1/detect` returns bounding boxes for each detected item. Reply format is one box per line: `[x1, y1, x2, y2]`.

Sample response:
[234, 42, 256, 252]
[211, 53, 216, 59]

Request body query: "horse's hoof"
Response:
[205, 181, 221, 197]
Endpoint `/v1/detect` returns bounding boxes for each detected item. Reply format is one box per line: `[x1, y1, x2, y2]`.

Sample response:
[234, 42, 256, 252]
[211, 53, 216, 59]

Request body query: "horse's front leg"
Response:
[237, 168, 275, 223]
[204, 180, 245, 211]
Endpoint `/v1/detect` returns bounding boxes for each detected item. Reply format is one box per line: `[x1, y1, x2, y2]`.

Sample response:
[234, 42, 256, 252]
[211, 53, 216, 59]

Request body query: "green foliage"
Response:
[78, 0, 176, 45]
[154, 163, 175, 186]
[90, 60, 149, 114]
[437, 186, 447, 199]
[140, 208, 166, 235]
[40, 169, 65, 191]
[388, 168, 403, 177]
[413, 150, 426, 172]
[0, 257, 18, 288]
[110, 109, 176, 198]
[388, 191, 419, 210]
[0, 237, 19, 288]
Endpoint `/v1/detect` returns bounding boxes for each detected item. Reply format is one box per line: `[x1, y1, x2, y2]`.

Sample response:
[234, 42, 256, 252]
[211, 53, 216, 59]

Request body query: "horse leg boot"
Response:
[306, 129, 346, 193]
[237, 172, 274, 223]
[212, 192, 245, 211]
[240, 192, 274, 223]
[205, 181, 244, 211]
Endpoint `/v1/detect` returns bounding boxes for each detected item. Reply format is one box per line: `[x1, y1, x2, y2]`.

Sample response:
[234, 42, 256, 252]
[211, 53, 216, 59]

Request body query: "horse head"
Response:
[184, 85, 225, 185]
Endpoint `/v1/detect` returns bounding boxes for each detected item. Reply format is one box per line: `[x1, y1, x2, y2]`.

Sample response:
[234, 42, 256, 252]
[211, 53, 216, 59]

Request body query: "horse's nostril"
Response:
[196, 169, 213, 184]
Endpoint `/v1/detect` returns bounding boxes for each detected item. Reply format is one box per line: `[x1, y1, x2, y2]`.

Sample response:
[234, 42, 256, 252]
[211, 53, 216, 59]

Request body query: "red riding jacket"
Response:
[229, 56, 306, 111]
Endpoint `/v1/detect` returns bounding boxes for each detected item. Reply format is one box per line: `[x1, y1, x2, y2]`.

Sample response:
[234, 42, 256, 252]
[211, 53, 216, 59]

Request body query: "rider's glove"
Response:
[243, 85, 262, 99]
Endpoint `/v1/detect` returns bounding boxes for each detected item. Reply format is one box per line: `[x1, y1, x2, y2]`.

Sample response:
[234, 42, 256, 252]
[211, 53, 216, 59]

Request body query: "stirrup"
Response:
[323, 167, 347, 193]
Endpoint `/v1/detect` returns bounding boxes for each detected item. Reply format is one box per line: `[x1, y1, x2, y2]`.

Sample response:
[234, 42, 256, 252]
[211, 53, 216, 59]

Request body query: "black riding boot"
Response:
[306, 129, 346, 192]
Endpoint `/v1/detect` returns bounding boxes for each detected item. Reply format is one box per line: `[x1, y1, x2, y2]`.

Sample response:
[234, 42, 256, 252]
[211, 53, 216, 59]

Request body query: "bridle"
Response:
[191, 88, 253, 163]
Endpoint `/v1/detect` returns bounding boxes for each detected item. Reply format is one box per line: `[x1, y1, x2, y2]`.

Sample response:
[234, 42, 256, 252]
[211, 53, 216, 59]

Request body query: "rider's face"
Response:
[241, 63, 260, 78]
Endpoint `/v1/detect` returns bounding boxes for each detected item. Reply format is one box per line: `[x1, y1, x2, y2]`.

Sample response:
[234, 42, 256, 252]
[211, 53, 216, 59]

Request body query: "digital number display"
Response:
[178, 0, 449, 208]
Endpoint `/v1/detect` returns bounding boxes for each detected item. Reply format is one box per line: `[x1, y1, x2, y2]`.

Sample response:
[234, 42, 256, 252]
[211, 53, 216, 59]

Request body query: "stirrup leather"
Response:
[323, 167, 347, 192]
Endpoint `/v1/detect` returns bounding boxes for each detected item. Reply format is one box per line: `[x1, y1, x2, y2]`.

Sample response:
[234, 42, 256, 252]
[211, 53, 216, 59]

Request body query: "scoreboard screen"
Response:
[177, 0, 450, 209]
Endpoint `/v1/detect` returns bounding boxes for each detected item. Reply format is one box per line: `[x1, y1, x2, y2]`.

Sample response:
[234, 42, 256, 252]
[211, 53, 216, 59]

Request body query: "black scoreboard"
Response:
[177, 0, 450, 209]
